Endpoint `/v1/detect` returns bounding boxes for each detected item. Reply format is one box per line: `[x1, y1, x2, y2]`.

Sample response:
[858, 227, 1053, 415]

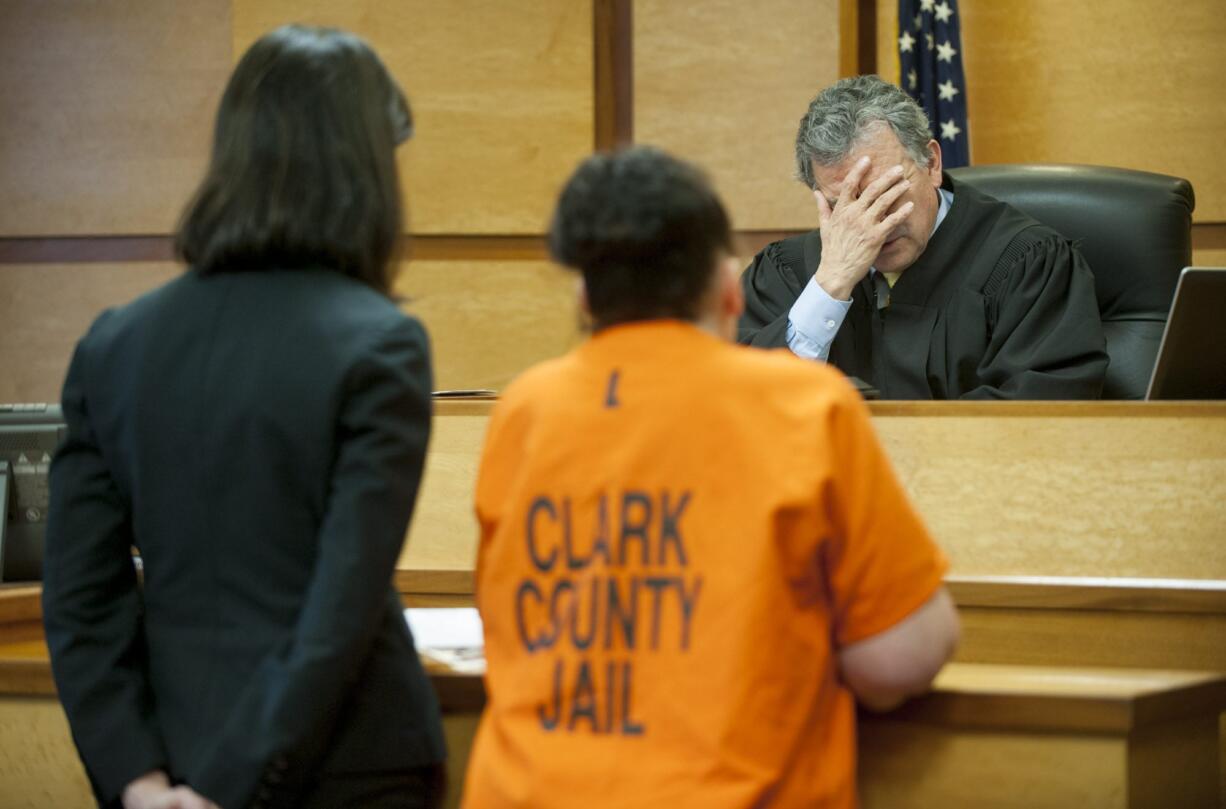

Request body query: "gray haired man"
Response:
[738, 75, 1107, 399]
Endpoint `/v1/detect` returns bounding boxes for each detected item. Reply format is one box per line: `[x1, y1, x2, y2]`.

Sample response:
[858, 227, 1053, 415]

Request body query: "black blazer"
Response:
[42, 269, 446, 809]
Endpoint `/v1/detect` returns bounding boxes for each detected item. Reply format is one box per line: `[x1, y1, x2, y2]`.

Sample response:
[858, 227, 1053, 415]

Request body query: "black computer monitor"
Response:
[0, 404, 65, 582]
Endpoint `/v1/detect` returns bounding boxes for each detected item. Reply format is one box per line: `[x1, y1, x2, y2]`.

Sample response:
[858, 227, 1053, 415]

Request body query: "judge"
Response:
[738, 75, 1108, 399]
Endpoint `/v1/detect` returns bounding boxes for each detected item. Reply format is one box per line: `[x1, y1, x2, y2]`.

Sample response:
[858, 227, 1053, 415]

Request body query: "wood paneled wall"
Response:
[234, 0, 595, 236]
[0, 2, 599, 403]
[1, 1, 1221, 405]
[0, 1, 231, 236]
[875, 0, 1226, 236]
[392, 260, 582, 392]
[0, 263, 180, 403]
[633, 0, 840, 231]
[0, 1, 595, 239]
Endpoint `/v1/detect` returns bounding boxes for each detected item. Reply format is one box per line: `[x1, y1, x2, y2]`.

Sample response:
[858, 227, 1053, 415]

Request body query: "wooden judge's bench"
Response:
[2, 401, 1225, 808]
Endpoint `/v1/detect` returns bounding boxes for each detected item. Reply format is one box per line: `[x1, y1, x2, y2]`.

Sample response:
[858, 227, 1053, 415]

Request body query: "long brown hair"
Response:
[176, 25, 412, 293]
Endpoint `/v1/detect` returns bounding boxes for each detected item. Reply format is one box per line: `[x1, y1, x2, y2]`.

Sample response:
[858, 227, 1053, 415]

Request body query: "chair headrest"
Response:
[948, 164, 1193, 320]
[949, 164, 1194, 399]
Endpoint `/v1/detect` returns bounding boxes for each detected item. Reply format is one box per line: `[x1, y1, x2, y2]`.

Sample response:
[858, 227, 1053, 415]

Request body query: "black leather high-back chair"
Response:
[948, 164, 1194, 399]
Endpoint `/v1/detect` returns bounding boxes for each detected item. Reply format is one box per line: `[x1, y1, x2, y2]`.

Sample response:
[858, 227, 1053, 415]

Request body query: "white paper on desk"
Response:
[405, 608, 486, 674]
[404, 607, 485, 651]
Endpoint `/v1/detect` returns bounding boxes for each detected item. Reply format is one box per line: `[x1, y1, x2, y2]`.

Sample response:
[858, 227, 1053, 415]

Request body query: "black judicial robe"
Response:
[738, 175, 1109, 399]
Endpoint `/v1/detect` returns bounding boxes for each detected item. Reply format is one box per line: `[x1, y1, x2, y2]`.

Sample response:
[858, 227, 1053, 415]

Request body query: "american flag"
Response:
[898, 0, 969, 167]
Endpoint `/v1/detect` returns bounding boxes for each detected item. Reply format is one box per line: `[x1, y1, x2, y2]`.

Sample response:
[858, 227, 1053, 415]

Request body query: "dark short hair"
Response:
[175, 25, 412, 293]
[549, 147, 733, 330]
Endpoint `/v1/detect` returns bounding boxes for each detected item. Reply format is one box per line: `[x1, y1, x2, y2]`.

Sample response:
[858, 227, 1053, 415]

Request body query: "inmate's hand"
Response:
[146, 787, 219, 809]
[123, 771, 220, 809]
[812, 156, 914, 301]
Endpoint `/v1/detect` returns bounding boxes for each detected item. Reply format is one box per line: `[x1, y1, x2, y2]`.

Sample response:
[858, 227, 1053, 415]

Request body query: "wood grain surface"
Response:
[947, 575, 1226, 613]
[859, 716, 1219, 809]
[1193, 223, 1226, 268]
[393, 402, 1226, 586]
[871, 408, 1226, 579]
[875, 0, 1226, 223]
[0, 262, 182, 403]
[397, 407, 489, 577]
[3, 633, 1224, 808]
[0, 258, 577, 405]
[0, 696, 92, 808]
[633, 0, 839, 231]
[0, 1, 230, 236]
[955, 607, 1226, 672]
[393, 259, 581, 393]
[234, 1, 594, 235]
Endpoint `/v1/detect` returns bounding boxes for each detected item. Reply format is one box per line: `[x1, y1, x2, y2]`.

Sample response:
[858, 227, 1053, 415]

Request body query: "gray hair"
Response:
[794, 75, 933, 189]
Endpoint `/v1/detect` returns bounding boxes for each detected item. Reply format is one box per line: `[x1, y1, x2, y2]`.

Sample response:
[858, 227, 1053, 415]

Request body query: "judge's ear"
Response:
[721, 255, 744, 317]
[577, 276, 591, 316]
[575, 276, 597, 332]
[715, 255, 744, 341]
[924, 139, 943, 185]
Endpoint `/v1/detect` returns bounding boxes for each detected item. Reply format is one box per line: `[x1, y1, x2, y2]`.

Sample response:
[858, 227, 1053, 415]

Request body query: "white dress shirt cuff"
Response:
[786, 278, 853, 361]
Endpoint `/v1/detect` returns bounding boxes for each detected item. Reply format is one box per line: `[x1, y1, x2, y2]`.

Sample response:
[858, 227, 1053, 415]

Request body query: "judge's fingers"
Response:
[876, 201, 915, 235]
[814, 190, 833, 227]
[857, 165, 906, 212]
[866, 178, 912, 222]
[144, 792, 189, 809]
[838, 156, 871, 208]
[151, 787, 215, 809]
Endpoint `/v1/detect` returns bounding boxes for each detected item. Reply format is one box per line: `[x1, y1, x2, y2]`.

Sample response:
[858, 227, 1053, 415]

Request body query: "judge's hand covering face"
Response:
[810, 123, 944, 301]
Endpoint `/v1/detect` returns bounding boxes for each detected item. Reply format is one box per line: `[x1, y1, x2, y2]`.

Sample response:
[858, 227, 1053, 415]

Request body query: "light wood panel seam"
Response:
[0, 236, 554, 264]
[394, 569, 475, 595]
[868, 401, 1226, 417]
[593, 0, 633, 149]
[12, 226, 1211, 264]
[947, 575, 1226, 614]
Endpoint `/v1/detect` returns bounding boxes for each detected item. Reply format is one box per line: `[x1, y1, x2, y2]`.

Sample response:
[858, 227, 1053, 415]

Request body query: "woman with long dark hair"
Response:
[43, 25, 445, 809]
